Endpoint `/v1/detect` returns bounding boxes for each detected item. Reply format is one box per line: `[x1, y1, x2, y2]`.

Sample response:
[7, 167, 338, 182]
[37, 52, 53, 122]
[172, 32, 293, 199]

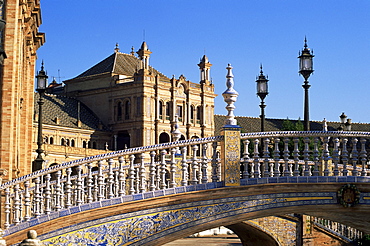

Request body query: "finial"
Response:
[41, 60, 44, 71]
[260, 64, 264, 75]
[222, 64, 239, 126]
[130, 46, 135, 56]
[114, 43, 120, 53]
[322, 118, 328, 131]
[172, 115, 182, 142]
[304, 36, 308, 48]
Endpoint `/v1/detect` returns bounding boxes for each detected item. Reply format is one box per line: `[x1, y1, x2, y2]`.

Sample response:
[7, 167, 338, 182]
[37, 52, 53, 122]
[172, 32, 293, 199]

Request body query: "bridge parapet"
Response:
[1, 131, 370, 239]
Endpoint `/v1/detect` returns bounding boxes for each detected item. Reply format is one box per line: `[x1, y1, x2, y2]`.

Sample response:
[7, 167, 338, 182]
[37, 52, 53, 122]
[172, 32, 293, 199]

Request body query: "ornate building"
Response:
[0, 0, 44, 181]
[35, 42, 217, 166]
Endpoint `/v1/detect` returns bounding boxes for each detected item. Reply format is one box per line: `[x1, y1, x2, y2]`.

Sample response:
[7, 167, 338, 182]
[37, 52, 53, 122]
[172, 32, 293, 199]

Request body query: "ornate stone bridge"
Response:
[1, 130, 370, 245]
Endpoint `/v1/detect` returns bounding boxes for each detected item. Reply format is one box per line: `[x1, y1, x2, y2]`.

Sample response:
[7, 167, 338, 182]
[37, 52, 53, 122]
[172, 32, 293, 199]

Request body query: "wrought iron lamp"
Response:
[32, 62, 48, 172]
[298, 37, 314, 131]
[256, 65, 268, 132]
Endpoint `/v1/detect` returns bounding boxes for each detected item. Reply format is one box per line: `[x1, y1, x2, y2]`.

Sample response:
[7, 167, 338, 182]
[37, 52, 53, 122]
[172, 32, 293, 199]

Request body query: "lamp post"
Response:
[256, 65, 268, 132]
[298, 37, 314, 131]
[32, 62, 48, 172]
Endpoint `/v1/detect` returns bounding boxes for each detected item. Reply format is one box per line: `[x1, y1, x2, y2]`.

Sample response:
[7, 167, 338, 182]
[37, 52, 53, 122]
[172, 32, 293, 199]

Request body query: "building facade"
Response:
[34, 43, 217, 166]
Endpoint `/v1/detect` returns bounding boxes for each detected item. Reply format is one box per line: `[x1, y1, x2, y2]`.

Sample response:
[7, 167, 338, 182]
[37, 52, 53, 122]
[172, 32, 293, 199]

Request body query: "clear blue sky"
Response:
[37, 0, 370, 123]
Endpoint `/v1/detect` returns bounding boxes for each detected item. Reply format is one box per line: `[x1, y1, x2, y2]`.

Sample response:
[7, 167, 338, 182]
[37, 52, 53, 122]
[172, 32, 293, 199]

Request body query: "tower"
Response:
[198, 55, 212, 84]
[0, 0, 44, 181]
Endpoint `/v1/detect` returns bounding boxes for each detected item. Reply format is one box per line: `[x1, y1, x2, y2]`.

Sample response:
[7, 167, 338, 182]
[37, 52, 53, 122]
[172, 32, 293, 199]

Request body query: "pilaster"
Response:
[221, 125, 241, 186]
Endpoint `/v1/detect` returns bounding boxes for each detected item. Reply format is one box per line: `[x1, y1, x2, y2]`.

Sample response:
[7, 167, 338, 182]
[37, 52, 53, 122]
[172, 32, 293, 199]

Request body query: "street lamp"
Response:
[298, 37, 314, 131]
[256, 65, 268, 132]
[32, 62, 48, 172]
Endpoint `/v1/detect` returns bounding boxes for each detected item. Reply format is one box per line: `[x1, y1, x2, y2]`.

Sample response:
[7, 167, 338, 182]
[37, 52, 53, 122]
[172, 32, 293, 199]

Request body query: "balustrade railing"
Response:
[1, 131, 370, 230]
[313, 217, 363, 242]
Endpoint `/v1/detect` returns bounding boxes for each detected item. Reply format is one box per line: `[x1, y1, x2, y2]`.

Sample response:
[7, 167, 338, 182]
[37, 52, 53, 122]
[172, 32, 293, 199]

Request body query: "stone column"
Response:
[221, 125, 241, 186]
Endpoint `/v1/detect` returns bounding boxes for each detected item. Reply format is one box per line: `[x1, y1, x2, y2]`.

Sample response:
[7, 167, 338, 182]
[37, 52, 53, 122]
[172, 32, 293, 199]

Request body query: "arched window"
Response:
[71, 139, 75, 147]
[158, 101, 163, 119]
[117, 101, 123, 121]
[82, 141, 87, 148]
[165, 102, 171, 120]
[177, 105, 183, 122]
[196, 106, 202, 124]
[125, 100, 130, 120]
[190, 105, 195, 123]
[49, 137, 54, 145]
[60, 138, 65, 146]
[159, 132, 170, 144]
[92, 141, 97, 149]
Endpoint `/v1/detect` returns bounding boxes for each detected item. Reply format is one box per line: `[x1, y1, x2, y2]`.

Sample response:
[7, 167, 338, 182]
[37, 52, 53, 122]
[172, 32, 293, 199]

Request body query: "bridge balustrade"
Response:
[1, 131, 370, 231]
[313, 217, 363, 241]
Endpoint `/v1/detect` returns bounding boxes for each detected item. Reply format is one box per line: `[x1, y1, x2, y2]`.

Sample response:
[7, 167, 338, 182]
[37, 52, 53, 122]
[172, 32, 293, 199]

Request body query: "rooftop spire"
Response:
[114, 43, 120, 53]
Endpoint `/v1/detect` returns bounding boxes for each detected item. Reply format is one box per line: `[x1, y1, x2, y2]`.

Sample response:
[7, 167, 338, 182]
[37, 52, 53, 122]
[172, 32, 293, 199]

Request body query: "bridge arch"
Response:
[5, 182, 370, 245]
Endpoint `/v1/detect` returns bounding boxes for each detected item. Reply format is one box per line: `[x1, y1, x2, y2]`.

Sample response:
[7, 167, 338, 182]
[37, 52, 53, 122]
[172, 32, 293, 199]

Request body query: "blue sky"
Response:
[37, 1, 370, 123]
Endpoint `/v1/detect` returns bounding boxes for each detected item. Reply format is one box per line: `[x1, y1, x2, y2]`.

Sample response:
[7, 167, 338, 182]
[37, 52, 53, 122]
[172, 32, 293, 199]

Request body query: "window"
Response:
[190, 105, 195, 123]
[71, 139, 75, 147]
[136, 97, 141, 115]
[196, 106, 202, 124]
[165, 102, 171, 120]
[49, 137, 54, 145]
[117, 102, 122, 121]
[177, 105, 183, 122]
[125, 100, 130, 120]
[159, 101, 163, 119]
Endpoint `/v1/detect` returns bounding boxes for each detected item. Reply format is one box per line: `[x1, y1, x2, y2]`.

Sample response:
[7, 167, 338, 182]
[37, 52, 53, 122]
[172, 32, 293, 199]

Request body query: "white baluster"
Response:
[13, 184, 21, 224]
[159, 150, 167, 189]
[263, 138, 270, 177]
[242, 139, 250, 179]
[312, 138, 320, 176]
[118, 156, 126, 196]
[332, 138, 340, 176]
[293, 137, 300, 176]
[303, 137, 311, 176]
[33, 177, 42, 216]
[253, 139, 260, 178]
[65, 168, 72, 208]
[4, 187, 10, 228]
[76, 166, 83, 205]
[360, 138, 367, 176]
[24, 180, 31, 221]
[191, 145, 199, 184]
[323, 137, 330, 176]
[97, 160, 105, 200]
[139, 153, 146, 193]
[44, 174, 52, 214]
[128, 155, 136, 194]
[283, 138, 291, 176]
[170, 147, 177, 188]
[149, 151, 157, 191]
[201, 143, 209, 183]
[86, 163, 93, 203]
[107, 158, 114, 199]
[273, 138, 281, 177]
[351, 138, 359, 176]
[342, 138, 349, 176]
[181, 146, 188, 186]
